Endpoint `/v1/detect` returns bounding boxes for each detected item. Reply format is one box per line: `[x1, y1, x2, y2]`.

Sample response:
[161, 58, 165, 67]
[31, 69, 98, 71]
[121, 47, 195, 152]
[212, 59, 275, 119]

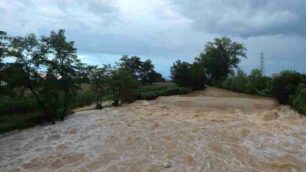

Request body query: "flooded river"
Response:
[1, 87, 306, 172]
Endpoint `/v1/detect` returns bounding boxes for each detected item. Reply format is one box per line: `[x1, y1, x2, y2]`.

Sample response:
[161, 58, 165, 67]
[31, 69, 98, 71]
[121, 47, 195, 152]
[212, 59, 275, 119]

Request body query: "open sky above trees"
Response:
[1, 0, 306, 78]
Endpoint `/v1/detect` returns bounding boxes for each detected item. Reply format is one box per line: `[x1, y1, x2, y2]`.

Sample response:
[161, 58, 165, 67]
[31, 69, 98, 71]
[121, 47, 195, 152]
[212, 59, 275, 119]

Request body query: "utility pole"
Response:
[260, 52, 265, 75]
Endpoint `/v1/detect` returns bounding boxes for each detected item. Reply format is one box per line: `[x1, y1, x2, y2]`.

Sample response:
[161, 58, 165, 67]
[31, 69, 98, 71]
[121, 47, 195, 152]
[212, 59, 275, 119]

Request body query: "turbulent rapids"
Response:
[1, 87, 306, 172]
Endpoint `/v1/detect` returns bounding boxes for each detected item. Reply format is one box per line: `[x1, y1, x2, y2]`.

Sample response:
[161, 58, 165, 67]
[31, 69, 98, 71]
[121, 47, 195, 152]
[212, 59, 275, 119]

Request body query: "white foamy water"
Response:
[1, 87, 306, 172]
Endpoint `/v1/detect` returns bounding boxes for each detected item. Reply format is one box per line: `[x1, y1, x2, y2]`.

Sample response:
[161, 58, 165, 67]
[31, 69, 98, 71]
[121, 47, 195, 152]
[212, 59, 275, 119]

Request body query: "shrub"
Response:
[0, 96, 39, 115]
[290, 85, 306, 115]
[0, 91, 96, 116]
[272, 70, 302, 104]
[95, 103, 103, 109]
[0, 112, 42, 133]
[217, 69, 278, 97]
[139, 92, 158, 100]
[137, 86, 191, 100]
[70, 91, 96, 109]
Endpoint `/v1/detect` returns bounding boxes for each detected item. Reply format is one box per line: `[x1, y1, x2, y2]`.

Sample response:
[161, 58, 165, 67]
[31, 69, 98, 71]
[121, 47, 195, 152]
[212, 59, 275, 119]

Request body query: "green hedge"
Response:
[137, 86, 191, 100]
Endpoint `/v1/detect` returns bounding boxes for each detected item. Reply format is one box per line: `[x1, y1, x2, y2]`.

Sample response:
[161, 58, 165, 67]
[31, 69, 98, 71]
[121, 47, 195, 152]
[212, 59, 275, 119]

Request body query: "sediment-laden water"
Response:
[1, 87, 306, 172]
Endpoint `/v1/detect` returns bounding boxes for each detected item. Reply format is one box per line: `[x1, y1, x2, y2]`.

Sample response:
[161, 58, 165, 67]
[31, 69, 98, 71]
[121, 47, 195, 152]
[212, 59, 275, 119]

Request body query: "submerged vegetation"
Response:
[0, 29, 305, 133]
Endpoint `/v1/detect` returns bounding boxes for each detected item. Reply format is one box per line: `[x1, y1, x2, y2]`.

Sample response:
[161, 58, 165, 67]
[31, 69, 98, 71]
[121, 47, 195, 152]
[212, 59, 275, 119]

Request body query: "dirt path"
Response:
[1, 87, 306, 172]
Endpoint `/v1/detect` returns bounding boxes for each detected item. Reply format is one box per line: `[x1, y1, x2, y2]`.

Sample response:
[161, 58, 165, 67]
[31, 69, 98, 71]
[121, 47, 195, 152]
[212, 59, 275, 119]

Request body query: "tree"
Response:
[147, 70, 165, 84]
[108, 68, 138, 106]
[119, 55, 142, 80]
[2, 30, 82, 123]
[0, 31, 9, 65]
[170, 60, 207, 90]
[170, 60, 193, 88]
[0, 31, 10, 94]
[120, 55, 164, 85]
[139, 59, 154, 85]
[190, 61, 207, 90]
[199, 37, 246, 83]
[41, 29, 81, 120]
[9, 33, 48, 111]
[89, 65, 111, 109]
[75, 63, 96, 84]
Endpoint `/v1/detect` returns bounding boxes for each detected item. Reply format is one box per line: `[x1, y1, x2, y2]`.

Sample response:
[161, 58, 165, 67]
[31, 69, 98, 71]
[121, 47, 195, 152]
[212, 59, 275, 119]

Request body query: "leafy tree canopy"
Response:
[119, 55, 164, 85]
[198, 37, 247, 83]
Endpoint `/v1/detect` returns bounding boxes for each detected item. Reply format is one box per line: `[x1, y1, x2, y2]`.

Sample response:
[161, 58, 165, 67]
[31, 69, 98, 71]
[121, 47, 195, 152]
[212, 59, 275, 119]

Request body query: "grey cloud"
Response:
[0, 0, 119, 34]
[172, 0, 306, 37]
[0, 0, 305, 77]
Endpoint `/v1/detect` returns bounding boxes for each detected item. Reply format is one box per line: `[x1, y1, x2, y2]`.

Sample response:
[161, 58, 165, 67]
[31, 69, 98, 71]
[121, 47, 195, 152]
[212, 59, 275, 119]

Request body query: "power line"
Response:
[260, 52, 265, 75]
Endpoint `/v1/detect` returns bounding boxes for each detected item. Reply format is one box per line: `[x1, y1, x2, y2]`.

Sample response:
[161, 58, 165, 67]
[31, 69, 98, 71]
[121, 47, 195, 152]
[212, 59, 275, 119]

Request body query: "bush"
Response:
[0, 112, 42, 133]
[0, 91, 96, 116]
[0, 96, 39, 115]
[290, 85, 306, 115]
[139, 92, 158, 100]
[217, 69, 272, 97]
[272, 70, 302, 104]
[95, 103, 103, 109]
[137, 86, 191, 100]
[70, 91, 96, 108]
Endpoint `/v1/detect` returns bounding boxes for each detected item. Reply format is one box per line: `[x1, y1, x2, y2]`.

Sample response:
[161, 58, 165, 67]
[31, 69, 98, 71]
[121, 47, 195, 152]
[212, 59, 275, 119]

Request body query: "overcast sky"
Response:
[1, 0, 306, 78]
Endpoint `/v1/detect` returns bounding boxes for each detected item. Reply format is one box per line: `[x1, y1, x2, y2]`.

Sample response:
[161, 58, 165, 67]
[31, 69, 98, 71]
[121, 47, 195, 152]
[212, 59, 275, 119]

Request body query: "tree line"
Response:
[0, 30, 164, 124]
[1, 29, 305, 130]
[170, 37, 306, 115]
[171, 37, 246, 89]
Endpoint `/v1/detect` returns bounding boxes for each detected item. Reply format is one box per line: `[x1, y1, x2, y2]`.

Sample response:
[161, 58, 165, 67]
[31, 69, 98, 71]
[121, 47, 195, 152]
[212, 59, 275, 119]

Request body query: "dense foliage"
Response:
[271, 70, 303, 104]
[217, 68, 306, 115]
[0, 30, 83, 123]
[1, 30, 306, 133]
[108, 68, 139, 106]
[219, 69, 272, 97]
[119, 55, 164, 85]
[0, 30, 168, 132]
[290, 84, 306, 115]
[137, 86, 191, 100]
[170, 60, 206, 90]
[198, 37, 246, 83]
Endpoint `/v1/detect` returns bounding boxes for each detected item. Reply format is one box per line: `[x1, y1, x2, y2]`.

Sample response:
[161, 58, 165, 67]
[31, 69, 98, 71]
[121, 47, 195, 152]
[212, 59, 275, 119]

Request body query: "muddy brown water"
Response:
[1, 87, 306, 172]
